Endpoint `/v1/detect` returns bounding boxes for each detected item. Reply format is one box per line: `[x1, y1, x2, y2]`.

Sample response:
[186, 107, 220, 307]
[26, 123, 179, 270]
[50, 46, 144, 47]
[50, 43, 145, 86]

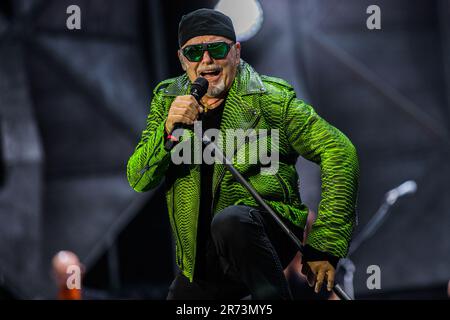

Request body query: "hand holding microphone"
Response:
[164, 96, 202, 132]
[164, 77, 208, 151]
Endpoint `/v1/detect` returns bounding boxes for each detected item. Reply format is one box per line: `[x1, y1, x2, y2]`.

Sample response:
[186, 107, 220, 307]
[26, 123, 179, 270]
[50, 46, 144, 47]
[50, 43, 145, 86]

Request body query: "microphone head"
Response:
[396, 180, 417, 196]
[386, 180, 418, 205]
[190, 77, 209, 101]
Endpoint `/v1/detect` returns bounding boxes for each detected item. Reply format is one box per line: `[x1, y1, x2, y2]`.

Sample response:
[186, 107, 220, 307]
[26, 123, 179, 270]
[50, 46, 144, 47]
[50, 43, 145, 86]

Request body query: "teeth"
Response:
[201, 70, 219, 74]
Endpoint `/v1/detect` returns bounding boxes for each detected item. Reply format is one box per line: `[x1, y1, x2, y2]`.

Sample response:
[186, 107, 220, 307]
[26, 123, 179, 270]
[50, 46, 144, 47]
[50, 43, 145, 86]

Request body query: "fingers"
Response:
[175, 95, 203, 114]
[166, 95, 202, 132]
[170, 114, 196, 126]
[315, 269, 325, 293]
[326, 269, 335, 292]
[306, 261, 336, 294]
[171, 106, 198, 122]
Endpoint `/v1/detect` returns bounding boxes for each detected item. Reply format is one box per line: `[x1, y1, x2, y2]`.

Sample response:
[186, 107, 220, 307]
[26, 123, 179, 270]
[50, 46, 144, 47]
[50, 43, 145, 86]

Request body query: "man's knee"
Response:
[211, 205, 254, 241]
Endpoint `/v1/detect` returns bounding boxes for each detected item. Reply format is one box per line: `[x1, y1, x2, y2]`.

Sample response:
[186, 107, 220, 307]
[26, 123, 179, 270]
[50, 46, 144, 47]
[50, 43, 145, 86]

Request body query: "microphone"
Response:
[164, 77, 209, 151]
[385, 180, 417, 205]
[189, 77, 209, 102]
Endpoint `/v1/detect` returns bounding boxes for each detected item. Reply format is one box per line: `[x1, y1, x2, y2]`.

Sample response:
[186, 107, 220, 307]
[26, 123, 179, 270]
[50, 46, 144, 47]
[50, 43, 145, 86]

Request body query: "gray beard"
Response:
[206, 79, 226, 98]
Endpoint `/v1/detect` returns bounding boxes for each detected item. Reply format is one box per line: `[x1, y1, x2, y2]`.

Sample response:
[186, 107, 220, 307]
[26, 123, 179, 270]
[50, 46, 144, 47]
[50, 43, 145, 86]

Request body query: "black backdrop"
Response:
[0, 0, 449, 299]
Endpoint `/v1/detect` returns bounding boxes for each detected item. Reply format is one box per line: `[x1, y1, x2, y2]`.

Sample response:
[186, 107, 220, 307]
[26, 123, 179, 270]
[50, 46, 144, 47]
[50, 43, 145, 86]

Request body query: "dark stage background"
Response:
[0, 0, 449, 299]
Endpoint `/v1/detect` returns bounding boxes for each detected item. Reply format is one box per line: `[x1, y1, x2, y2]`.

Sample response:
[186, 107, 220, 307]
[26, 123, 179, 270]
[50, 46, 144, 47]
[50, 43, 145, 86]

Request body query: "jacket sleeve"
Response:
[127, 85, 171, 192]
[283, 93, 359, 261]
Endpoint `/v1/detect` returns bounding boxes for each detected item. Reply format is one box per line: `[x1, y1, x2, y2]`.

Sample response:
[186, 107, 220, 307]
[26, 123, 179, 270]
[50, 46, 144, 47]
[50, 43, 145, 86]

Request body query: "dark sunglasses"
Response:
[182, 41, 234, 62]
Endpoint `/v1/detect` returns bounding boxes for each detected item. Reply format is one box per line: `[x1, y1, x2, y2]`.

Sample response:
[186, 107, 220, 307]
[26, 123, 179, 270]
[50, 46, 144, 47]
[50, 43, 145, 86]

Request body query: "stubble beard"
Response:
[206, 78, 227, 98]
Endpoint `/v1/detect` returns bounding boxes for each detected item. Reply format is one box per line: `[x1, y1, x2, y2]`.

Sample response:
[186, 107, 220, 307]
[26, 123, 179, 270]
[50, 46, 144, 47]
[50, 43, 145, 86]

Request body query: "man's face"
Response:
[179, 35, 241, 98]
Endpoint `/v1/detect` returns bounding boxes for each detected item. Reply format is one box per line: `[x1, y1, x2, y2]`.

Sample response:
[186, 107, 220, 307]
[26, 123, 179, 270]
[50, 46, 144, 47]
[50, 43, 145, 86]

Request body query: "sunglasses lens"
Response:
[208, 42, 230, 59]
[183, 42, 232, 62]
[183, 45, 204, 62]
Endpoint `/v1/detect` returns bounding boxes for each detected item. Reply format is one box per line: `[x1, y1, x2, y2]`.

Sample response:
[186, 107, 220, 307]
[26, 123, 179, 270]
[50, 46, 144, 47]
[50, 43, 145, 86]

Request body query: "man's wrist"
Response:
[303, 244, 340, 269]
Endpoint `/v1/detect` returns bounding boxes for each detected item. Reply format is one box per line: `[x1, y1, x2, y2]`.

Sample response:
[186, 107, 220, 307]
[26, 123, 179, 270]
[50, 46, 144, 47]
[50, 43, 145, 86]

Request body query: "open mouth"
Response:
[200, 69, 221, 78]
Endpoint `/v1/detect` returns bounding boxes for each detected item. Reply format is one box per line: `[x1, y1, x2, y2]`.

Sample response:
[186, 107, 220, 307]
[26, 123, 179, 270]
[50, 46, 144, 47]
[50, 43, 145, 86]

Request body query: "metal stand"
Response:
[337, 180, 417, 298]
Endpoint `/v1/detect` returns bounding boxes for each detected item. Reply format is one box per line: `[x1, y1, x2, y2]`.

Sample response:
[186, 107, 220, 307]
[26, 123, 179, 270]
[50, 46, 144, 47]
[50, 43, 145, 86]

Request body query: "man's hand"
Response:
[165, 95, 203, 134]
[302, 261, 335, 293]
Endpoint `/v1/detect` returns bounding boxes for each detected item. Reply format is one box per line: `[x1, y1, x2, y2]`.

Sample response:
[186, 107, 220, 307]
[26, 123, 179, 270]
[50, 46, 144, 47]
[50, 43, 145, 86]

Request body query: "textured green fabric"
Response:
[127, 60, 359, 282]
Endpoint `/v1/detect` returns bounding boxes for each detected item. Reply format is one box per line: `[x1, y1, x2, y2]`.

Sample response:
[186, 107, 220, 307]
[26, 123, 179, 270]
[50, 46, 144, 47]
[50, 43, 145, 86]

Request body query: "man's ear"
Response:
[234, 42, 241, 64]
[178, 50, 187, 71]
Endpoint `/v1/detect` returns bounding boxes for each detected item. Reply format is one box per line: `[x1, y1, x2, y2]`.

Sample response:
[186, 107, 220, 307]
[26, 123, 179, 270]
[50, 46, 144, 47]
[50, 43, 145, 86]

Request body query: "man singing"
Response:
[127, 8, 359, 300]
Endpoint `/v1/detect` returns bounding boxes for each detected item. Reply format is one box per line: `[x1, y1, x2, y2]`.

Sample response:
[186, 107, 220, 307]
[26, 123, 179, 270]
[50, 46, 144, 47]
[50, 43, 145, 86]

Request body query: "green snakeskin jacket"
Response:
[127, 60, 359, 282]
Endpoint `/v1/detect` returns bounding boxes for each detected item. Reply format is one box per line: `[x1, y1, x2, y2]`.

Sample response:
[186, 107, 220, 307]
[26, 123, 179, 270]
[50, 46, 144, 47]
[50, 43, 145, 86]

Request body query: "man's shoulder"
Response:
[260, 75, 295, 95]
[153, 72, 190, 97]
[153, 76, 182, 94]
[255, 75, 298, 122]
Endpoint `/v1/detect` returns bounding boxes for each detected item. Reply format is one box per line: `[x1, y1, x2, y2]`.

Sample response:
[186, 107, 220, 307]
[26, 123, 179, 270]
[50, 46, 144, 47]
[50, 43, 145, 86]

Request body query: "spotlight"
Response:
[215, 0, 264, 42]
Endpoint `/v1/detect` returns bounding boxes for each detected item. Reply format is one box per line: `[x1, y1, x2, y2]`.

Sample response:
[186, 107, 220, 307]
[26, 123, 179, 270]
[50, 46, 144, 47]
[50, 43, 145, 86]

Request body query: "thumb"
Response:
[302, 262, 315, 287]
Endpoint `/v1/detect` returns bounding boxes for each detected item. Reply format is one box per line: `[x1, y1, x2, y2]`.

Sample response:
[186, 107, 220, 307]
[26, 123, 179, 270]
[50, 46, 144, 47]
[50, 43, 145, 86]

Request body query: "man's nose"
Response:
[201, 49, 213, 64]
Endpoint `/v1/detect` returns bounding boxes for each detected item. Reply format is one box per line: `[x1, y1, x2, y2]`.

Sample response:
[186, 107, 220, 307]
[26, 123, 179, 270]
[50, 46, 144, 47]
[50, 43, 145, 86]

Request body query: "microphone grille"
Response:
[191, 77, 209, 98]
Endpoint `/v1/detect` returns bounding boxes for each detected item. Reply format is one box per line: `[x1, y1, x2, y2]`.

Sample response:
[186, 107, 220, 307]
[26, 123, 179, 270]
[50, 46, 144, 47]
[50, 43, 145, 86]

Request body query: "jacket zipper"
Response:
[275, 173, 288, 203]
[171, 185, 183, 268]
[211, 170, 226, 215]
[211, 114, 261, 214]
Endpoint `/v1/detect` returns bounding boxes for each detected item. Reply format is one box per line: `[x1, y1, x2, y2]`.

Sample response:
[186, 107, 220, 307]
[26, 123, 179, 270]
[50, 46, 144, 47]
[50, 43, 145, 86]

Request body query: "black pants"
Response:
[167, 205, 303, 300]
